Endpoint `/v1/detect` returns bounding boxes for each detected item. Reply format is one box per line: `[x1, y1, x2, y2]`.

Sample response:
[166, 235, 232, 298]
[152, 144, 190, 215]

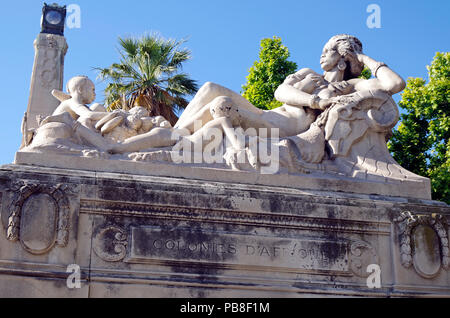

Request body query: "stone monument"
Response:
[0, 6, 449, 297]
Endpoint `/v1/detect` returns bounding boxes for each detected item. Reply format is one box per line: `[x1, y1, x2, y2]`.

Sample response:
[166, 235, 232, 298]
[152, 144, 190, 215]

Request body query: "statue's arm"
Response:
[72, 104, 108, 121]
[355, 54, 406, 94]
[274, 84, 316, 107]
[274, 68, 329, 110]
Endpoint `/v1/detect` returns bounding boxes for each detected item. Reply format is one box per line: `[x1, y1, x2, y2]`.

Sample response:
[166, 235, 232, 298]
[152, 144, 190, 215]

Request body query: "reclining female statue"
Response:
[109, 34, 405, 167]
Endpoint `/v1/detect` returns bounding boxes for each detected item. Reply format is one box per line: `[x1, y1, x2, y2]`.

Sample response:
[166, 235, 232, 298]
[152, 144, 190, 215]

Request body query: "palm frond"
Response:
[96, 33, 198, 124]
[167, 73, 199, 96]
[118, 37, 139, 59]
[168, 49, 192, 68]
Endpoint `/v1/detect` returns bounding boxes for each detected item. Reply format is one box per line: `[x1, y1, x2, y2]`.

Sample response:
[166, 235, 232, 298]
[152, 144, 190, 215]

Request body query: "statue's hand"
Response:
[356, 53, 368, 65]
[309, 75, 325, 87]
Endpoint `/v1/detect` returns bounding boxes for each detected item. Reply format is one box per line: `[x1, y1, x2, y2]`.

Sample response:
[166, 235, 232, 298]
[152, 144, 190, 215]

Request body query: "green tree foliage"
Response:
[242, 36, 297, 110]
[389, 52, 449, 204]
[359, 67, 372, 80]
[96, 34, 198, 126]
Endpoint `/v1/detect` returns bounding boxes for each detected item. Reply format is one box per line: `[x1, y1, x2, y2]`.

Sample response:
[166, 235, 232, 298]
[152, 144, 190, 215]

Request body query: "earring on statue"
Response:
[338, 60, 346, 71]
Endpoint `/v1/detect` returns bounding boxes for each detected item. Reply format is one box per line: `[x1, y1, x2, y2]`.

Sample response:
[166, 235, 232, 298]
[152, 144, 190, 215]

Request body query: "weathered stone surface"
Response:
[0, 164, 449, 298]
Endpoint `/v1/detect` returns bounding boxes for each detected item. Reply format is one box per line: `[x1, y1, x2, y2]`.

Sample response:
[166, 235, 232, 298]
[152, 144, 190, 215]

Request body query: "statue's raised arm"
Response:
[351, 53, 406, 94]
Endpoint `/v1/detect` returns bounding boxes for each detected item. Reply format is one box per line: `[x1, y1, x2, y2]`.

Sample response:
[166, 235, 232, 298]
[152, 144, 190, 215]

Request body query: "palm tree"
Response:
[96, 34, 199, 126]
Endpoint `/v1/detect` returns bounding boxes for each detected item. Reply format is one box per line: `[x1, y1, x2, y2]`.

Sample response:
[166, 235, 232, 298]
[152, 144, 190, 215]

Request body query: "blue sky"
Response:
[0, 0, 449, 165]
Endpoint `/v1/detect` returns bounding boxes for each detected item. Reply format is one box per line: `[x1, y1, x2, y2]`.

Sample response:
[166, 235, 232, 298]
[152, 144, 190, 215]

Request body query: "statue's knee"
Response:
[200, 82, 221, 95]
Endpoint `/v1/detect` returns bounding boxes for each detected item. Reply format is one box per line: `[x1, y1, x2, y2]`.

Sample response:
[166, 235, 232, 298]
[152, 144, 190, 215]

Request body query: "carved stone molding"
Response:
[7, 181, 72, 255]
[395, 211, 449, 278]
[81, 199, 391, 236]
[93, 226, 128, 262]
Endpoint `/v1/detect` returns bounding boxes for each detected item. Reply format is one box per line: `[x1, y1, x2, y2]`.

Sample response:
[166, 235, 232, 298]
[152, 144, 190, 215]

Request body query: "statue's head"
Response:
[127, 106, 150, 131]
[66, 76, 96, 104]
[321, 34, 364, 80]
[210, 96, 240, 126]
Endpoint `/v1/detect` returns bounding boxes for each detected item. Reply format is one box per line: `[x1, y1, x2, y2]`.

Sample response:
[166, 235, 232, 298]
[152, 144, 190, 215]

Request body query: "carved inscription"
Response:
[128, 227, 350, 274]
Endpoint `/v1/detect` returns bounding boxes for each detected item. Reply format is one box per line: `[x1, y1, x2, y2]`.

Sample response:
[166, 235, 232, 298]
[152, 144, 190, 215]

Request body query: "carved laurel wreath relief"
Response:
[7, 181, 72, 255]
[395, 211, 449, 278]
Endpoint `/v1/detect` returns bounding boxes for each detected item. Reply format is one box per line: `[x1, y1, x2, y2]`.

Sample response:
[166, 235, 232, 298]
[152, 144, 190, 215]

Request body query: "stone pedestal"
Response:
[26, 33, 68, 130]
[0, 164, 449, 297]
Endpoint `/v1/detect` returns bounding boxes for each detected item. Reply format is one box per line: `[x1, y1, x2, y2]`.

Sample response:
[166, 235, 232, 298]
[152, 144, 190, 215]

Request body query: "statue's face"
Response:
[83, 81, 96, 104]
[320, 46, 341, 72]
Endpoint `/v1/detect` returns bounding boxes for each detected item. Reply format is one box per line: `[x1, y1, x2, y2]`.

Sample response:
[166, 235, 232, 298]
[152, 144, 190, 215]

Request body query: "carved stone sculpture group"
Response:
[20, 34, 422, 182]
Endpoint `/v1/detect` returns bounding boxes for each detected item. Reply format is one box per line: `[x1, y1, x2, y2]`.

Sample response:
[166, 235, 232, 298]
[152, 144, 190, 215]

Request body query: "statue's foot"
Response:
[109, 142, 131, 154]
[289, 124, 325, 164]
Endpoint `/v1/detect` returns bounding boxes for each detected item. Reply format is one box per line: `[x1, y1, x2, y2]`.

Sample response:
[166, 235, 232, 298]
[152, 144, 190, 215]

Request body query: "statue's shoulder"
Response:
[294, 68, 319, 77]
[283, 68, 319, 85]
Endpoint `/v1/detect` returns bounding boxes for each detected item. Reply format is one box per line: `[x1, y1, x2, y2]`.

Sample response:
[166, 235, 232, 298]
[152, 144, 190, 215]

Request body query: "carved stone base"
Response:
[15, 151, 431, 200]
[0, 164, 449, 297]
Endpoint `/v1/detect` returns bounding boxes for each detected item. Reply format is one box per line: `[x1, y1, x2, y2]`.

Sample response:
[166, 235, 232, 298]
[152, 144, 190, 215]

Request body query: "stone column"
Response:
[26, 33, 68, 130]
